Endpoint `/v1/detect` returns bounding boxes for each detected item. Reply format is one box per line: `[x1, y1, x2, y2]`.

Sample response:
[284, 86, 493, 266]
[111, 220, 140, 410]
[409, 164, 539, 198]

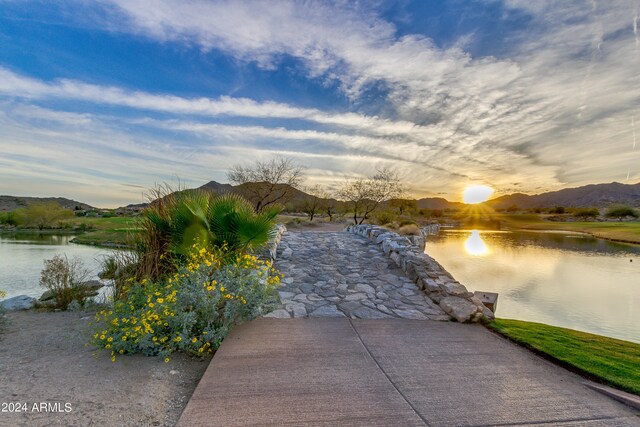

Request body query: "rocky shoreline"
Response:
[346, 224, 494, 323]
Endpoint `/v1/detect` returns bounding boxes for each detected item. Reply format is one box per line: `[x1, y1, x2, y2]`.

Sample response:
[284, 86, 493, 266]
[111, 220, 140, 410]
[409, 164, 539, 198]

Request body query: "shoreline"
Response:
[448, 223, 640, 245]
[507, 226, 640, 245]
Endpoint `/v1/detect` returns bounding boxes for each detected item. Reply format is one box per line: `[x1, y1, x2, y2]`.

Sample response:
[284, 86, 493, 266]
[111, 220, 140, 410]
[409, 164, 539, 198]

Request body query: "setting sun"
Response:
[463, 185, 494, 204]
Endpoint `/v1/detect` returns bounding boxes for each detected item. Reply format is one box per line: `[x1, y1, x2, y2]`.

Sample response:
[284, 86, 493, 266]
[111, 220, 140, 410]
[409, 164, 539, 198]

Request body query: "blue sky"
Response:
[0, 0, 639, 207]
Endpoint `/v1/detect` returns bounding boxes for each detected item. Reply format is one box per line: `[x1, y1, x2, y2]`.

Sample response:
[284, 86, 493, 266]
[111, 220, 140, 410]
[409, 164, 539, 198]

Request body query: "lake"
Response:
[0, 233, 110, 300]
[425, 229, 640, 343]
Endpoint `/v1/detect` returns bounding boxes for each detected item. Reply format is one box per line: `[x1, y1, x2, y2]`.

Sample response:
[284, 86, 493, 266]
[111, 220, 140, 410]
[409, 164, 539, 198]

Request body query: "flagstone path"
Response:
[265, 231, 450, 320]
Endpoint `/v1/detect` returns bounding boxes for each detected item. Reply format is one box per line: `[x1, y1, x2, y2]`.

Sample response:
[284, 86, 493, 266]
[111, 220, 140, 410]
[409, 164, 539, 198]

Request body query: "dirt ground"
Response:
[0, 310, 211, 427]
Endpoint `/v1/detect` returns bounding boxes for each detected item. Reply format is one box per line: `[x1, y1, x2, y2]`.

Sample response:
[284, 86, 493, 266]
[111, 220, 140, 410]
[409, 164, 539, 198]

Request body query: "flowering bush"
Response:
[92, 245, 280, 362]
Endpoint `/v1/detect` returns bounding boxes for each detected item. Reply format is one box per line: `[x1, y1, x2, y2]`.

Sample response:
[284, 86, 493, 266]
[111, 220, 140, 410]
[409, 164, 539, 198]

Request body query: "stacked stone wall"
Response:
[259, 224, 287, 263]
[346, 224, 494, 323]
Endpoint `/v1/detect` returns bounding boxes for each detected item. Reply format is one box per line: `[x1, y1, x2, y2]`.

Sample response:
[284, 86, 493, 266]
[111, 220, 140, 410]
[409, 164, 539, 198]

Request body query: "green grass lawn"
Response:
[452, 212, 640, 243]
[487, 319, 640, 395]
[511, 221, 640, 244]
[65, 217, 140, 247]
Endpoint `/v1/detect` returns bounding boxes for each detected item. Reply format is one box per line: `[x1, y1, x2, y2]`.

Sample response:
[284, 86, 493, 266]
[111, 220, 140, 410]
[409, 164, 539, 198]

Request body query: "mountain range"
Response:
[0, 195, 94, 212]
[2, 181, 639, 212]
[483, 182, 640, 210]
[198, 180, 640, 210]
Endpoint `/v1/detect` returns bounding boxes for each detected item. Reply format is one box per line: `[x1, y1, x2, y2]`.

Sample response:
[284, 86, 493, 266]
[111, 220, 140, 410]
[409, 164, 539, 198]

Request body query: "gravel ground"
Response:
[0, 310, 210, 427]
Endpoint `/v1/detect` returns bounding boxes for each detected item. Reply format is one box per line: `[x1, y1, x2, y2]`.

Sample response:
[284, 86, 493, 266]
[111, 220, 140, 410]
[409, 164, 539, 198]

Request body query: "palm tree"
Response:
[207, 193, 279, 252]
[139, 190, 279, 273]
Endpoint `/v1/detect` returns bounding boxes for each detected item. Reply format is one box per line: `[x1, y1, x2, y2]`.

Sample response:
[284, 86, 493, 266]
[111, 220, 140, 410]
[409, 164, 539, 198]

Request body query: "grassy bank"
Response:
[492, 214, 640, 244]
[67, 217, 139, 247]
[487, 319, 640, 395]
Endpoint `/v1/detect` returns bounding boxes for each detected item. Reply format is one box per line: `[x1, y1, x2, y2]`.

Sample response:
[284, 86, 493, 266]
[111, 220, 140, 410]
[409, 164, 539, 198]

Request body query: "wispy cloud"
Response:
[1, 1, 639, 206]
[97, 1, 640, 182]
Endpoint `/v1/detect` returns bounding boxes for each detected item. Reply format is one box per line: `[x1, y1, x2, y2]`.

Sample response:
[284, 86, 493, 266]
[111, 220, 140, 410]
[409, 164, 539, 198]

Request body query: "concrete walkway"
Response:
[177, 319, 639, 426]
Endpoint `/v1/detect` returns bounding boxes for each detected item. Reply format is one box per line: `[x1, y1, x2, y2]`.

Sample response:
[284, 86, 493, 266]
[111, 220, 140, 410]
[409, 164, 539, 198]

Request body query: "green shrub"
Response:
[39, 255, 92, 310]
[374, 210, 395, 225]
[92, 245, 280, 362]
[548, 206, 565, 214]
[605, 205, 639, 220]
[398, 219, 417, 227]
[20, 202, 73, 229]
[0, 211, 22, 226]
[573, 207, 599, 219]
[74, 222, 95, 232]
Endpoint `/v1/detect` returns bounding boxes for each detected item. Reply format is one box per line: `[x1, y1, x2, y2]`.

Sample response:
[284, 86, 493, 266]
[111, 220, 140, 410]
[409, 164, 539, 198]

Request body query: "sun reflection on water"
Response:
[464, 230, 490, 256]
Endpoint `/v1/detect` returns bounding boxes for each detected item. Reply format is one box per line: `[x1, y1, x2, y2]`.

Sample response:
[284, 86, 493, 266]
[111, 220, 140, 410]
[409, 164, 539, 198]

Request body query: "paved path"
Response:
[178, 319, 639, 426]
[266, 231, 449, 320]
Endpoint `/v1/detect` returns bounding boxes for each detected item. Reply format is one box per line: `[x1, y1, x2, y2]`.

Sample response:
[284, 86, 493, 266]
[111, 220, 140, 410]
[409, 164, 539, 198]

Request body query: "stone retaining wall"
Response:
[345, 224, 494, 323]
[259, 224, 288, 263]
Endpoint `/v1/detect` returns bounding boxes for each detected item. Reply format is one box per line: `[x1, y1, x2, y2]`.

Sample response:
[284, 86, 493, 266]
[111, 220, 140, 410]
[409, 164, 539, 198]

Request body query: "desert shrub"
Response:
[92, 244, 280, 361]
[605, 205, 639, 220]
[373, 210, 396, 225]
[398, 219, 417, 227]
[398, 224, 421, 235]
[548, 206, 565, 214]
[20, 202, 73, 229]
[39, 255, 92, 310]
[0, 212, 20, 226]
[573, 207, 599, 219]
[74, 222, 95, 232]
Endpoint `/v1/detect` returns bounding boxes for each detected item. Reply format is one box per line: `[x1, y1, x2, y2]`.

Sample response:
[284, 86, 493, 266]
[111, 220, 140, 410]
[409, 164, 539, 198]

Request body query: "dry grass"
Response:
[398, 224, 421, 235]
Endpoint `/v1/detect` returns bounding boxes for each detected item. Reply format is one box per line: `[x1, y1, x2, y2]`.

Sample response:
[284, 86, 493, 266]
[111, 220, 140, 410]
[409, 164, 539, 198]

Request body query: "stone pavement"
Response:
[177, 319, 639, 426]
[265, 231, 450, 320]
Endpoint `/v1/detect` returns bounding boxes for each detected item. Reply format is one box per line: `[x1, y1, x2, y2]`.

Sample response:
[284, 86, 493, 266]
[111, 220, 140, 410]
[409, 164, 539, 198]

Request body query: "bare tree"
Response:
[318, 188, 339, 222]
[227, 157, 305, 212]
[301, 184, 325, 222]
[338, 168, 404, 224]
[325, 200, 338, 222]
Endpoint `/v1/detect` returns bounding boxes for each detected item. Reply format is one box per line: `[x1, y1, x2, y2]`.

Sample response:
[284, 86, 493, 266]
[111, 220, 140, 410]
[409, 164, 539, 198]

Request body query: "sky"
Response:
[0, 0, 639, 207]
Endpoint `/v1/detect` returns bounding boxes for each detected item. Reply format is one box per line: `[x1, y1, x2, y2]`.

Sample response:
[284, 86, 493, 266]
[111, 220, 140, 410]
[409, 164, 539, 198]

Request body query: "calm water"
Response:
[425, 229, 640, 343]
[0, 233, 109, 299]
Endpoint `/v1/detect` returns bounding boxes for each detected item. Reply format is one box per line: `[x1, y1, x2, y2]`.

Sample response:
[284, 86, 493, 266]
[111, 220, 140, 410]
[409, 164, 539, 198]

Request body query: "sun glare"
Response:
[463, 185, 494, 204]
[464, 230, 490, 256]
